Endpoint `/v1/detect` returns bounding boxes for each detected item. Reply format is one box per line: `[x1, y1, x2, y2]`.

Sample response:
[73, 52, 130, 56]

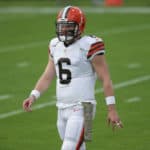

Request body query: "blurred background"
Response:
[0, 0, 150, 150]
[0, 0, 150, 6]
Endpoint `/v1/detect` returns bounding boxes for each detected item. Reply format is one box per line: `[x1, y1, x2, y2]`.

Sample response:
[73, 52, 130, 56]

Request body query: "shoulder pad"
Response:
[81, 35, 105, 60]
[48, 37, 59, 59]
[80, 35, 103, 47]
[87, 35, 103, 44]
[49, 37, 59, 48]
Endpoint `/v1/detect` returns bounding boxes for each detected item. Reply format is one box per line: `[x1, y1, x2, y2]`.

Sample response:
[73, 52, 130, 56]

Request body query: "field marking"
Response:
[0, 101, 56, 119]
[0, 23, 149, 54]
[0, 41, 48, 53]
[126, 97, 141, 103]
[16, 61, 30, 68]
[0, 74, 150, 120]
[99, 24, 150, 35]
[95, 74, 150, 93]
[0, 94, 13, 101]
[128, 63, 141, 69]
[0, 14, 35, 22]
[0, 7, 150, 14]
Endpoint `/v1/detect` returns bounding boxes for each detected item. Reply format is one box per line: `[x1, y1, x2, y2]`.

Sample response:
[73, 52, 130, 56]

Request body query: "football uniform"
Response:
[24, 5, 117, 150]
[49, 35, 105, 108]
[49, 35, 105, 150]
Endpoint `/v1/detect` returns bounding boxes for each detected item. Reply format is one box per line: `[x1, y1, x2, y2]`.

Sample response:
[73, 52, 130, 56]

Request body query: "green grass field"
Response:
[0, 1, 150, 150]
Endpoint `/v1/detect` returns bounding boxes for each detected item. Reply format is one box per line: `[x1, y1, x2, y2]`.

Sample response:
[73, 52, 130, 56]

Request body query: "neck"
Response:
[64, 35, 81, 47]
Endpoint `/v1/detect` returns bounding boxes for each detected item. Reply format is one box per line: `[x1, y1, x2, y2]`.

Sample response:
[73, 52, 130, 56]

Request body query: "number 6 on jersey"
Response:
[58, 58, 72, 84]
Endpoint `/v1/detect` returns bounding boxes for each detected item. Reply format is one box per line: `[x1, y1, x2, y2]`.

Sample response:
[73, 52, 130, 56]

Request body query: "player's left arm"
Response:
[91, 54, 123, 129]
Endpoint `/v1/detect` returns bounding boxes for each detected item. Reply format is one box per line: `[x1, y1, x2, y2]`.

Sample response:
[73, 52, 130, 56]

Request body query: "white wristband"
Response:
[30, 90, 41, 100]
[105, 96, 116, 105]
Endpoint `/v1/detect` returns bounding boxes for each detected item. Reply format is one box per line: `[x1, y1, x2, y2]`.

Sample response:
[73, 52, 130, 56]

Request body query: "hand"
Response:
[22, 96, 35, 112]
[107, 106, 123, 130]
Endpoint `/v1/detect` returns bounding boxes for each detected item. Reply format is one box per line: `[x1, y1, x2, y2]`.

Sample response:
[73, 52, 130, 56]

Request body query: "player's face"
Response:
[56, 21, 79, 42]
[59, 23, 75, 35]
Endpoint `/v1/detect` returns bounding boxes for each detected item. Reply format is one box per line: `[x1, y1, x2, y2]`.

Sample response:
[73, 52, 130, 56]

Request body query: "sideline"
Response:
[0, 7, 150, 14]
[0, 75, 150, 120]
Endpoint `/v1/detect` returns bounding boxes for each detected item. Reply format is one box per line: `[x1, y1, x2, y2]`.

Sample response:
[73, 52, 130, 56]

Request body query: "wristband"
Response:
[105, 96, 116, 105]
[30, 90, 40, 100]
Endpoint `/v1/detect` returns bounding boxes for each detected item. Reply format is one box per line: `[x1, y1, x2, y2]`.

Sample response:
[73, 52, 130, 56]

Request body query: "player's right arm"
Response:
[23, 59, 56, 112]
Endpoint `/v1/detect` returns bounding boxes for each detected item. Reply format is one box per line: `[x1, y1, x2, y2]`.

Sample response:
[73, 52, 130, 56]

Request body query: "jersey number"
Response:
[58, 58, 72, 84]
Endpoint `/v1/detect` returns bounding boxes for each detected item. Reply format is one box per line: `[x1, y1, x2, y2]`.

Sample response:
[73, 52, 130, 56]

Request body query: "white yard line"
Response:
[100, 24, 150, 35]
[128, 63, 141, 69]
[0, 23, 149, 54]
[0, 7, 150, 14]
[0, 101, 56, 120]
[95, 75, 150, 93]
[84, 7, 150, 14]
[0, 41, 48, 53]
[0, 94, 13, 101]
[126, 97, 141, 103]
[16, 61, 30, 68]
[0, 74, 150, 120]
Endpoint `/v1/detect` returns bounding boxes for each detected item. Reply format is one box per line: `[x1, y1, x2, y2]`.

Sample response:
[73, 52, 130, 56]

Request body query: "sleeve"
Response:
[87, 36, 105, 60]
[48, 37, 58, 60]
[48, 46, 53, 60]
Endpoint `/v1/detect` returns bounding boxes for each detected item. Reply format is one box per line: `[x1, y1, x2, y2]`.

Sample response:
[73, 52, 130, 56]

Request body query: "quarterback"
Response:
[23, 6, 123, 150]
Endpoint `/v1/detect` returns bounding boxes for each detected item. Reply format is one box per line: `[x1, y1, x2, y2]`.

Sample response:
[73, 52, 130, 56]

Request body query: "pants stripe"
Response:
[76, 127, 84, 150]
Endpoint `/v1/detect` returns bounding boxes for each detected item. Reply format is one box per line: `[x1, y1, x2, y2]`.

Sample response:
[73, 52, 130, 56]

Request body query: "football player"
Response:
[23, 6, 123, 150]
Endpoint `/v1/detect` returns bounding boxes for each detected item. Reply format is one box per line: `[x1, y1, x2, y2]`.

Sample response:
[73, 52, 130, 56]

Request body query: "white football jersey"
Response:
[49, 35, 105, 108]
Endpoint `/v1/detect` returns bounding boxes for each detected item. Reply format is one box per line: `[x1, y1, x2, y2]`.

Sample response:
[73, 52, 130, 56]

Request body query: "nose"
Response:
[61, 26, 68, 32]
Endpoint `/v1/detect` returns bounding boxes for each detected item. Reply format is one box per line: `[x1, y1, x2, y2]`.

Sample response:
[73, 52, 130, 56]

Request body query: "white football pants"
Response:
[57, 104, 86, 150]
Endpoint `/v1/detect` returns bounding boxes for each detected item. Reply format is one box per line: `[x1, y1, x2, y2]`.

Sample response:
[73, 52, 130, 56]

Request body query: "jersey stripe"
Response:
[61, 6, 71, 19]
[87, 41, 105, 59]
[90, 43, 104, 52]
[91, 41, 104, 48]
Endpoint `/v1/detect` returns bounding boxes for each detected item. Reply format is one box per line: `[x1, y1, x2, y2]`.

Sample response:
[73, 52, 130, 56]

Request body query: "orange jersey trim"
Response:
[87, 41, 105, 58]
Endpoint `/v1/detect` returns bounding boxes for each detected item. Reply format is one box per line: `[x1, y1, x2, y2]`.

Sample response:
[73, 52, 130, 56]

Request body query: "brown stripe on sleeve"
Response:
[87, 41, 105, 59]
